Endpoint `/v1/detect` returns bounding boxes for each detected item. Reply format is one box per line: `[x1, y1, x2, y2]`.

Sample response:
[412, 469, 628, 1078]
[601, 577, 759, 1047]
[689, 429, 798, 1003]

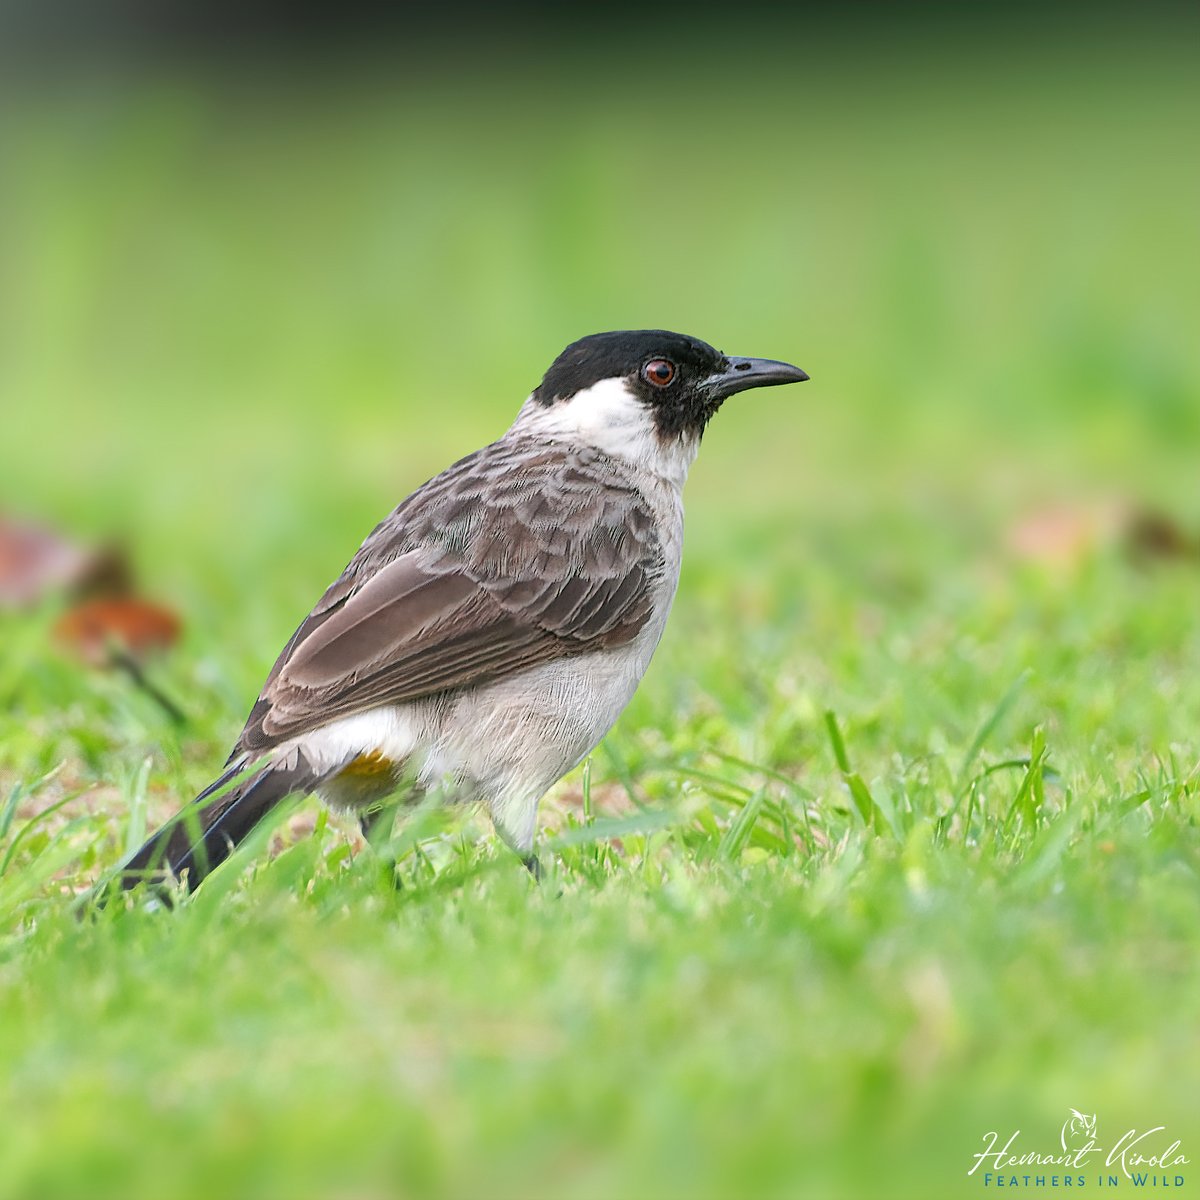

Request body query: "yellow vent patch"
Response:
[338, 750, 397, 781]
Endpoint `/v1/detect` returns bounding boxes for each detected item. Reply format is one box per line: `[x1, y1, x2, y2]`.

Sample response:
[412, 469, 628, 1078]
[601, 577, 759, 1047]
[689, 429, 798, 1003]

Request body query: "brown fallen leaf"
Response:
[53, 596, 182, 666]
[54, 597, 186, 723]
[0, 514, 130, 609]
[2, 513, 187, 723]
[1124, 509, 1200, 565]
[1005, 501, 1125, 570]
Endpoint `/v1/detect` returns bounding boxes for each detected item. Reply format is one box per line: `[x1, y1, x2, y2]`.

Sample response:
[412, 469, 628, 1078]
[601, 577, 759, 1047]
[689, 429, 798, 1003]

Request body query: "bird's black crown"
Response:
[533, 329, 731, 439]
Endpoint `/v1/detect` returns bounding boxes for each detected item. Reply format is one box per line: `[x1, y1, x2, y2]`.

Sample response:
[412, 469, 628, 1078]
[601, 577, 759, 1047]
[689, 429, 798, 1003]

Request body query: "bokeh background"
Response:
[4, 3, 1197, 596]
[1, 4, 1198, 1199]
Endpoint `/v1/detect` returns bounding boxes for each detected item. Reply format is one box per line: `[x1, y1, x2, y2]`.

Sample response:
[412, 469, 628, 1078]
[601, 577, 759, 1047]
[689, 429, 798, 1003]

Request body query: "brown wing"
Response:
[236, 439, 664, 754]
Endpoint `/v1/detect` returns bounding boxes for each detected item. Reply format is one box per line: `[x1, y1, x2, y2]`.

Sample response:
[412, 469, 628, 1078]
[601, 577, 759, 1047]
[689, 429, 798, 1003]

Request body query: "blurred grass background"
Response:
[1, 6, 1198, 1199]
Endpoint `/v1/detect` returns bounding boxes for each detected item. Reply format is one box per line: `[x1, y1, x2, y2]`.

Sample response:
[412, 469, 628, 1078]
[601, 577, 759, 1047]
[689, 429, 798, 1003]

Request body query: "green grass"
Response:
[2, 30, 1199, 1200]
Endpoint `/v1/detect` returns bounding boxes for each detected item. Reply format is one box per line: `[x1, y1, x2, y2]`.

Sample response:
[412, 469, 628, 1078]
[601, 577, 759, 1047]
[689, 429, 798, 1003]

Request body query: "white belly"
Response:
[298, 477, 684, 852]
[433, 609, 672, 848]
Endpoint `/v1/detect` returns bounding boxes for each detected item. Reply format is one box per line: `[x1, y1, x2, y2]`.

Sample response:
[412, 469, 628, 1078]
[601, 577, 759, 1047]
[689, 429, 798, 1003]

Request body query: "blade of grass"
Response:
[1005, 727, 1048, 834]
[956, 669, 1032, 795]
[547, 809, 676, 850]
[824, 710, 885, 834]
[121, 757, 153, 858]
[0, 789, 85, 881]
[719, 789, 767, 861]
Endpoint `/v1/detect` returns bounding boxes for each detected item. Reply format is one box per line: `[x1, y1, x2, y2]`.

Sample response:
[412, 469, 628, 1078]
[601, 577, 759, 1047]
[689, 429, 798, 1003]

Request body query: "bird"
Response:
[115, 329, 808, 895]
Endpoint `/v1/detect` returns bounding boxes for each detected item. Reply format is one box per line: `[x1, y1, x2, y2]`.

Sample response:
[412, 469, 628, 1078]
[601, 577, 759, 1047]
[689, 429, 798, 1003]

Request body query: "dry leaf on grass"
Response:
[1123, 509, 1200, 565]
[1004, 501, 1125, 570]
[53, 596, 182, 667]
[0, 514, 130, 609]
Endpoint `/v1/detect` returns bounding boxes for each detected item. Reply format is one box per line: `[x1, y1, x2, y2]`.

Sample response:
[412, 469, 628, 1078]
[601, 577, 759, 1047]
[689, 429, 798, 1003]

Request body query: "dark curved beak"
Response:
[703, 355, 809, 402]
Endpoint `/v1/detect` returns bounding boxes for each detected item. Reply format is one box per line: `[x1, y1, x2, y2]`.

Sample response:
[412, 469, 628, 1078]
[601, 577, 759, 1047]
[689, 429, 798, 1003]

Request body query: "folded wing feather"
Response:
[235, 439, 662, 754]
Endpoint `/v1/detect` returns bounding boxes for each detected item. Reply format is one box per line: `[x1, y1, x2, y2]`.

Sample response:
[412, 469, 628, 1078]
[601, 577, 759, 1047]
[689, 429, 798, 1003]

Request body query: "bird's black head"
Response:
[532, 329, 808, 440]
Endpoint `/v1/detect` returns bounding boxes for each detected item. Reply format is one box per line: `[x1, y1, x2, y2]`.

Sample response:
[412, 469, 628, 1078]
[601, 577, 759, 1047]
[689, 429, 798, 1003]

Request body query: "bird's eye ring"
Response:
[642, 359, 676, 387]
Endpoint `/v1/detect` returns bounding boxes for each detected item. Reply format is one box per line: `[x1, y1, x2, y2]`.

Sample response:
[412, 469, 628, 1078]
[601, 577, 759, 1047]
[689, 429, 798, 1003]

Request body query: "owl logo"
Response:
[1061, 1109, 1098, 1151]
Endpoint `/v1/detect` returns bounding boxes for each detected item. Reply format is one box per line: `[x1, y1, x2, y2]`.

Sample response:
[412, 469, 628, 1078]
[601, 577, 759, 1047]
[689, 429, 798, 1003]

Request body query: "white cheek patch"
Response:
[524, 377, 653, 448]
[513, 378, 699, 487]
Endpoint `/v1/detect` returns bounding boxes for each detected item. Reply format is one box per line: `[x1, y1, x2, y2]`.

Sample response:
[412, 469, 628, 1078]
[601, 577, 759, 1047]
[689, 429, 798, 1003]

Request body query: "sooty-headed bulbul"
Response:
[117, 331, 808, 894]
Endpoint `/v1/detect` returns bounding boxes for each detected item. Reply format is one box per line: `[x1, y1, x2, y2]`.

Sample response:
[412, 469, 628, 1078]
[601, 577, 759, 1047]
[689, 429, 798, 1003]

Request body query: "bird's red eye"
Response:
[642, 359, 676, 387]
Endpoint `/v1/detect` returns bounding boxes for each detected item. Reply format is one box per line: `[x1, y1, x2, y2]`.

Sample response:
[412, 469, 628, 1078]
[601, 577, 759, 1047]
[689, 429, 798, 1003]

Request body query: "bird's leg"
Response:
[358, 805, 392, 845]
[358, 804, 403, 891]
[489, 795, 544, 883]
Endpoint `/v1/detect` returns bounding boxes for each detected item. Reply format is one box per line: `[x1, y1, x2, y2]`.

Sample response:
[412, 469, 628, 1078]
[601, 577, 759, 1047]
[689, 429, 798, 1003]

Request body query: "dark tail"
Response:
[117, 753, 319, 895]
